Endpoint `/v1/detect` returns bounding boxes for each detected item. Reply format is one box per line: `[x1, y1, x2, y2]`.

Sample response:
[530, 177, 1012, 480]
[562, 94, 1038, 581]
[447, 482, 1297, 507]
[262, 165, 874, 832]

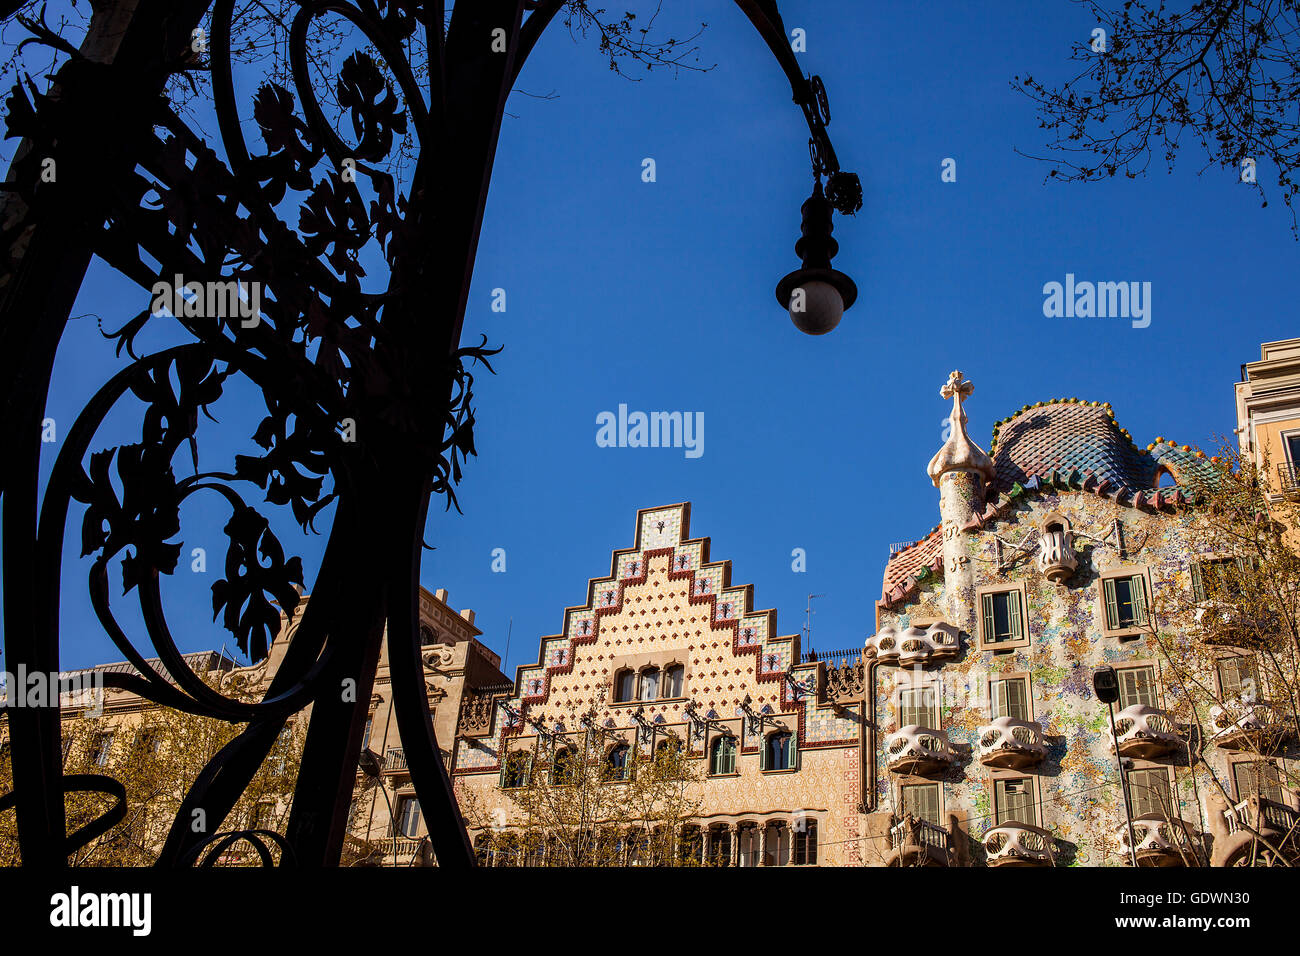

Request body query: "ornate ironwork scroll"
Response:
[0, 0, 856, 868]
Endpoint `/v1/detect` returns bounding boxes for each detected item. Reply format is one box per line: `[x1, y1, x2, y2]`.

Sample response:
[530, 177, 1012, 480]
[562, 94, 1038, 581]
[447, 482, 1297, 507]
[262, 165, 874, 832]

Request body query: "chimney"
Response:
[460, 608, 476, 626]
[435, 588, 449, 603]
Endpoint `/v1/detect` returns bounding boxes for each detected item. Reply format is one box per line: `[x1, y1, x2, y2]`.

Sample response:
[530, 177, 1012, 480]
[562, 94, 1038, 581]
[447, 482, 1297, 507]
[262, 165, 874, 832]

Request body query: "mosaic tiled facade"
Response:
[866, 371, 1300, 867]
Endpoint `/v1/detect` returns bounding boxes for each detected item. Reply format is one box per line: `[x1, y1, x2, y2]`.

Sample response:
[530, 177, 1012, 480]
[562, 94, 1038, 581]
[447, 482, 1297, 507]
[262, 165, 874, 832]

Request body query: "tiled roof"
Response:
[880, 398, 1220, 608]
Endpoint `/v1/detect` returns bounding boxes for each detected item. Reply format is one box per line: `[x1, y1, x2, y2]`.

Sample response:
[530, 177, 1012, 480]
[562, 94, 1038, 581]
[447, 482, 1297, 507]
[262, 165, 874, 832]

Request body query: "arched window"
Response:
[606, 743, 631, 781]
[419, 625, 437, 646]
[474, 833, 494, 866]
[710, 735, 737, 775]
[708, 825, 732, 867]
[763, 732, 796, 772]
[639, 667, 660, 701]
[664, 664, 684, 698]
[614, 669, 636, 703]
[677, 825, 703, 865]
[765, 821, 791, 866]
[737, 823, 759, 867]
[793, 819, 818, 865]
[552, 747, 577, 785]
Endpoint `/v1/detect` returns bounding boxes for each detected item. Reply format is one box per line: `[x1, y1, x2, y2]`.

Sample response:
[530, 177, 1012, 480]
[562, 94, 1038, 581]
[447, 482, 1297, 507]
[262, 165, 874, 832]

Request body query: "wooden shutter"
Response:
[759, 735, 769, 771]
[1130, 575, 1149, 626]
[1191, 562, 1205, 601]
[992, 679, 1009, 719]
[788, 732, 799, 771]
[1119, 667, 1156, 709]
[1234, 761, 1282, 803]
[1008, 590, 1024, 641]
[1129, 769, 1171, 817]
[1103, 578, 1120, 630]
[904, 783, 940, 825]
[995, 778, 1035, 826]
[991, 678, 1028, 720]
[982, 593, 996, 646]
[1218, 658, 1247, 699]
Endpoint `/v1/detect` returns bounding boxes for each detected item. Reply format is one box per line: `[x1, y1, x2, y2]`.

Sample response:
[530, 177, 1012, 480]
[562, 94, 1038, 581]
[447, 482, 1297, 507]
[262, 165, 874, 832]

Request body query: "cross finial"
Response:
[940, 369, 973, 402]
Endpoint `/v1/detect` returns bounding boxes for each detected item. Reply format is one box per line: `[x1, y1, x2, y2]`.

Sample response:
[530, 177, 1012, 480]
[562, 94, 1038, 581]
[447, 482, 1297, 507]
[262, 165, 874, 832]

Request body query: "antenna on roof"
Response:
[503, 617, 513, 669]
[803, 594, 825, 657]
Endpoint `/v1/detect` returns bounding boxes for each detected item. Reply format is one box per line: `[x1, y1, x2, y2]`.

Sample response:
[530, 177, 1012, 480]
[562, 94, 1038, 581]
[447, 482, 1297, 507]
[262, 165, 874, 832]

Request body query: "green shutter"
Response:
[1008, 591, 1024, 641]
[759, 734, 768, 771]
[1218, 659, 1242, 699]
[499, 753, 509, 787]
[788, 733, 799, 771]
[1103, 579, 1120, 630]
[1008, 679, 1028, 721]
[1190, 562, 1205, 601]
[1130, 575, 1149, 626]
[992, 679, 1008, 719]
[982, 593, 996, 646]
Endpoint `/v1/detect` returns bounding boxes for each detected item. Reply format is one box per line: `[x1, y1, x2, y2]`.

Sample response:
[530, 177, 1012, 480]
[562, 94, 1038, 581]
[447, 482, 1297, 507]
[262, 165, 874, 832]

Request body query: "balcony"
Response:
[1193, 602, 1267, 648]
[976, 717, 1047, 770]
[379, 836, 424, 860]
[1218, 796, 1300, 866]
[1278, 462, 1300, 497]
[1036, 529, 1079, 583]
[886, 815, 953, 867]
[983, 823, 1055, 866]
[885, 725, 959, 776]
[866, 622, 961, 667]
[1112, 705, 1181, 759]
[1208, 700, 1290, 752]
[383, 748, 408, 773]
[1118, 815, 1197, 867]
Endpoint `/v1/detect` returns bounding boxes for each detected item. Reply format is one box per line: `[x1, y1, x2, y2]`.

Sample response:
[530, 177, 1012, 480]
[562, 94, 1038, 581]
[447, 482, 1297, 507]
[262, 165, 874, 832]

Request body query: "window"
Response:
[89, 732, 114, 767]
[994, 777, 1037, 826]
[990, 676, 1030, 721]
[677, 826, 703, 865]
[1192, 558, 1244, 602]
[638, 667, 660, 701]
[664, 664, 684, 698]
[977, 585, 1027, 650]
[551, 747, 577, 785]
[737, 824, 760, 867]
[762, 731, 797, 772]
[1117, 665, 1158, 709]
[898, 686, 938, 729]
[394, 795, 422, 838]
[474, 834, 494, 866]
[133, 728, 161, 757]
[1286, 433, 1300, 466]
[1127, 768, 1173, 818]
[252, 803, 275, 831]
[606, 744, 631, 781]
[1216, 656, 1258, 701]
[614, 669, 635, 703]
[901, 783, 942, 825]
[1232, 760, 1283, 804]
[361, 715, 373, 751]
[419, 626, 437, 646]
[500, 751, 531, 789]
[1102, 573, 1149, 632]
[793, 819, 818, 865]
[709, 735, 736, 775]
[707, 826, 731, 867]
[764, 822, 790, 866]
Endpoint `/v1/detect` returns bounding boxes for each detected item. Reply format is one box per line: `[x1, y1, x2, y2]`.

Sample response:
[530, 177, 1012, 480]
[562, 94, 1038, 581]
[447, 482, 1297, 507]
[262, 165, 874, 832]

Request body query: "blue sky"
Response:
[18, 1, 1297, 681]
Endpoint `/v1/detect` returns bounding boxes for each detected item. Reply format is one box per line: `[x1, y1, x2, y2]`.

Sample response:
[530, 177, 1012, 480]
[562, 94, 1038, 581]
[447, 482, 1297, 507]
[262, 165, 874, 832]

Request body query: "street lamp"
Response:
[1093, 666, 1140, 867]
[735, 2, 862, 334]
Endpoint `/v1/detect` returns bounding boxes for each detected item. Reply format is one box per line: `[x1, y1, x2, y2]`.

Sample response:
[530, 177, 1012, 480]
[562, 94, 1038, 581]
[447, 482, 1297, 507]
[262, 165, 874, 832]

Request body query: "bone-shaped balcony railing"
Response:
[866, 622, 961, 666]
[1117, 814, 1195, 864]
[976, 716, 1047, 769]
[885, 725, 958, 775]
[984, 823, 1054, 866]
[1036, 529, 1079, 583]
[1111, 704, 1181, 758]
[1208, 699, 1287, 750]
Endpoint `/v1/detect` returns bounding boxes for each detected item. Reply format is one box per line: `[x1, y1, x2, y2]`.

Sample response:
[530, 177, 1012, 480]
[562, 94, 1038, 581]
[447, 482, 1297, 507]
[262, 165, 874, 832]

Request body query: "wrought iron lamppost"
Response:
[0, 0, 860, 871]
